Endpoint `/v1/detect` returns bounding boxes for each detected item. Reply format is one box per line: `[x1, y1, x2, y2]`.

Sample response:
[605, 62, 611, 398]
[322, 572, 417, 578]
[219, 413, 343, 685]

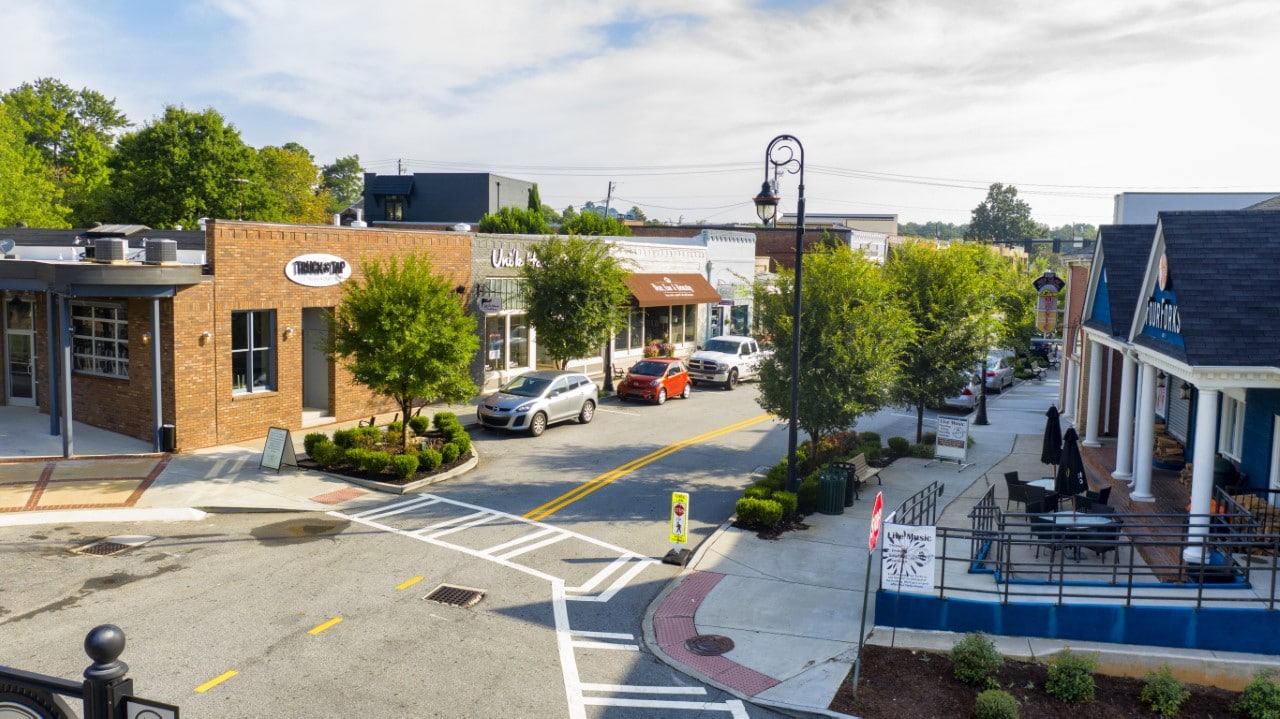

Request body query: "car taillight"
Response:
[986, 370, 995, 377]
[962, 388, 972, 396]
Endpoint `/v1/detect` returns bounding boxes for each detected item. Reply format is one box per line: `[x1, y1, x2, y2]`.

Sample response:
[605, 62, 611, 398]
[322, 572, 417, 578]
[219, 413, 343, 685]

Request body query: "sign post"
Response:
[259, 427, 298, 473]
[852, 492, 883, 695]
[662, 491, 691, 566]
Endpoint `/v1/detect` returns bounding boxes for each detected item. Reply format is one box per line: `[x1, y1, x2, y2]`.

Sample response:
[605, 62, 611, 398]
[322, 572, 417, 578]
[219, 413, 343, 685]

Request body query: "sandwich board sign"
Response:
[260, 426, 298, 473]
[934, 415, 969, 466]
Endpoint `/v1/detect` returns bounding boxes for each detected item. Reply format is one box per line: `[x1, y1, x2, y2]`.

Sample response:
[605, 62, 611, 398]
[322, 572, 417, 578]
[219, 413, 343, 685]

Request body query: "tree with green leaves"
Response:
[886, 241, 990, 441]
[0, 101, 68, 227]
[965, 183, 1045, 244]
[107, 105, 256, 228]
[627, 206, 646, 222]
[255, 144, 332, 224]
[755, 245, 912, 468]
[330, 254, 478, 450]
[527, 183, 542, 211]
[2, 77, 129, 225]
[560, 209, 632, 236]
[320, 154, 364, 213]
[478, 206, 552, 234]
[519, 235, 631, 369]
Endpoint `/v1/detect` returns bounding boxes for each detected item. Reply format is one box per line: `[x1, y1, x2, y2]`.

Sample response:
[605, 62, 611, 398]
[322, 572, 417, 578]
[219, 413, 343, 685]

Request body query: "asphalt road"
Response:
[0, 376, 1053, 717]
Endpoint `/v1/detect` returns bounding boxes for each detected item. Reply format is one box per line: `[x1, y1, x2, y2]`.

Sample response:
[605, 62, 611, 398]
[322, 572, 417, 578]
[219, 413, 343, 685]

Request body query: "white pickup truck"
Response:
[687, 335, 769, 390]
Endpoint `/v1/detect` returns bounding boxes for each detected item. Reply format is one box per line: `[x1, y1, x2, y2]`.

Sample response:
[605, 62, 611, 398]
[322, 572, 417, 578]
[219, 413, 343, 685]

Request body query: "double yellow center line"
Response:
[524, 413, 772, 521]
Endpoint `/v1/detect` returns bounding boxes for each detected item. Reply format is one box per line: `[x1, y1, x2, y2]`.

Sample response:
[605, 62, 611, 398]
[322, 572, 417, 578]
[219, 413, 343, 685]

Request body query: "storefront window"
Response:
[509, 317, 529, 368]
[1220, 394, 1246, 461]
[629, 308, 644, 350]
[683, 305, 697, 343]
[484, 315, 506, 372]
[644, 306, 671, 344]
[483, 314, 531, 372]
[232, 310, 274, 393]
[71, 302, 129, 379]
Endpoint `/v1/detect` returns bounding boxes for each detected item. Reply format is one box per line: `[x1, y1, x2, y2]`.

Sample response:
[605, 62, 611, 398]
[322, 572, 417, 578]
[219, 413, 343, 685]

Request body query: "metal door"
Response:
[4, 296, 35, 406]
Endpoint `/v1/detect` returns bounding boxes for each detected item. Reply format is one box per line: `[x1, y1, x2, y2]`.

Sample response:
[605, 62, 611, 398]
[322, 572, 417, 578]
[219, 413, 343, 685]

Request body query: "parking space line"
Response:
[195, 670, 237, 693]
[308, 617, 342, 635]
[396, 576, 423, 590]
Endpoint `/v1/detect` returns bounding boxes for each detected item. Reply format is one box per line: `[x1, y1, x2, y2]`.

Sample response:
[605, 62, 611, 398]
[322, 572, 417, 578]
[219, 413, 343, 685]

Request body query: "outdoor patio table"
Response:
[1036, 511, 1115, 560]
[1027, 478, 1055, 490]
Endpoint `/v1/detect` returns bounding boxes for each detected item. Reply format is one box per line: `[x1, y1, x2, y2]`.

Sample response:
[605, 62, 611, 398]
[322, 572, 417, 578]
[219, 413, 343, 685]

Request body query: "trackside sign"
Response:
[286, 253, 351, 287]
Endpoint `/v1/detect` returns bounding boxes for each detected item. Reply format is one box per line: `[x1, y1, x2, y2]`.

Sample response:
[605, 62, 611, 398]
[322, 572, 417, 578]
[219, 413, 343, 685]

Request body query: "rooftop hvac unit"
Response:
[144, 238, 178, 264]
[96, 238, 128, 262]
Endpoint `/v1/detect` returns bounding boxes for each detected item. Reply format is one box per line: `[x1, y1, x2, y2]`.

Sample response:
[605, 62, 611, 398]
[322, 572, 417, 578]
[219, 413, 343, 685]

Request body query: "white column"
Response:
[1113, 352, 1137, 481]
[1064, 357, 1080, 423]
[1131, 363, 1156, 502]
[1183, 389, 1220, 563]
[1082, 341, 1104, 447]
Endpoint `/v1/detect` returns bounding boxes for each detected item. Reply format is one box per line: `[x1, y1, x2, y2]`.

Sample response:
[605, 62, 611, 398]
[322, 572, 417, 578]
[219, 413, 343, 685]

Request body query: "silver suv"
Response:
[477, 370, 598, 437]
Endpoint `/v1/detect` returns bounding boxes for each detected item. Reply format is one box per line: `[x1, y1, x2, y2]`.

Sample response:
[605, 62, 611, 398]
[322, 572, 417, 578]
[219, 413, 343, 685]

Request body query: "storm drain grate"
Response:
[69, 535, 154, 557]
[686, 634, 735, 656]
[423, 584, 485, 608]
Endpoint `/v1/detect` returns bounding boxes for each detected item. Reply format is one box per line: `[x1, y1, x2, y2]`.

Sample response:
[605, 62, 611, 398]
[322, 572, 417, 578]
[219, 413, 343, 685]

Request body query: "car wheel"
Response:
[724, 369, 738, 390]
[529, 412, 547, 437]
[656, 388, 667, 405]
[578, 400, 595, 424]
[681, 382, 691, 399]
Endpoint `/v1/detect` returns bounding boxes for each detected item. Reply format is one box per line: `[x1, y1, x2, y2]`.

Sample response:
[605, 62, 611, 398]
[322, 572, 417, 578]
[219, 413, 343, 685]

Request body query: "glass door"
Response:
[5, 296, 35, 406]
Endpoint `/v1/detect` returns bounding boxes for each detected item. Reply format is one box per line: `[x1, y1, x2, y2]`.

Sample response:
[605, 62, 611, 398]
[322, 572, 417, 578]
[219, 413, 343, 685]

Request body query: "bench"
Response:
[1030, 362, 1047, 380]
[830, 453, 882, 501]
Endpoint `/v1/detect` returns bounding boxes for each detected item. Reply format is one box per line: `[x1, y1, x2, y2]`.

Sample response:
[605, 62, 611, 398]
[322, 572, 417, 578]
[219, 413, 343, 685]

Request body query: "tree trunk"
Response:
[915, 400, 926, 443]
[399, 397, 412, 452]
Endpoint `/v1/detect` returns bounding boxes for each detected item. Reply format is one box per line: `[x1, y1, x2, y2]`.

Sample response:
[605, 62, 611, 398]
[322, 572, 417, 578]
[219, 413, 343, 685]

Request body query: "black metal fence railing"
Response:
[880, 478, 1280, 610]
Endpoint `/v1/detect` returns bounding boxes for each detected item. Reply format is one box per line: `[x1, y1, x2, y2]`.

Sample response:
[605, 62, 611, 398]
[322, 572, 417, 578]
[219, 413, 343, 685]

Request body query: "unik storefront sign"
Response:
[286, 253, 351, 287]
[491, 248, 540, 268]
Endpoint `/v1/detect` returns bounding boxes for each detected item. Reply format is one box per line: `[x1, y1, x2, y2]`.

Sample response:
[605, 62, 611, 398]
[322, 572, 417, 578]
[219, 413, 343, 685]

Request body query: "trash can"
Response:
[842, 467, 858, 507]
[161, 424, 177, 453]
[817, 468, 846, 515]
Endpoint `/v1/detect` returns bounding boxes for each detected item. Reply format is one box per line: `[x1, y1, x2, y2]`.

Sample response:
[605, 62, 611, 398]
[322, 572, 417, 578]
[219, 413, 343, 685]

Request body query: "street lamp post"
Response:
[752, 135, 805, 493]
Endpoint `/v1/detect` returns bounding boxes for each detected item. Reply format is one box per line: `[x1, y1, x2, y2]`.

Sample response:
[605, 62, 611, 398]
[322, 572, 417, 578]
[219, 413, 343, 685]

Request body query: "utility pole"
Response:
[602, 180, 618, 394]
[603, 181, 616, 220]
[397, 159, 404, 175]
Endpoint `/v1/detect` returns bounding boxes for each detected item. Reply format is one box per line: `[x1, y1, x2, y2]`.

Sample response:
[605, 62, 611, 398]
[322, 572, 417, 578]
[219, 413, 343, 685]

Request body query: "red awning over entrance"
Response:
[624, 273, 722, 307]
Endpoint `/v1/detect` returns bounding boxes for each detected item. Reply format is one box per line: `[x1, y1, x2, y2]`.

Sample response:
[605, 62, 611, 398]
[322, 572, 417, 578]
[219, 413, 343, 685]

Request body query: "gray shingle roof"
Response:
[1086, 224, 1155, 338]
[1135, 210, 1280, 367]
[366, 175, 415, 195]
[0, 228, 206, 251]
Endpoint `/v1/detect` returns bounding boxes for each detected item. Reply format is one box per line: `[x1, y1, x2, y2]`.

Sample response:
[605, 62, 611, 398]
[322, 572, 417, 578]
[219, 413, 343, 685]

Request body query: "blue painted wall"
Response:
[1242, 389, 1280, 491]
[876, 591, 1280, 654]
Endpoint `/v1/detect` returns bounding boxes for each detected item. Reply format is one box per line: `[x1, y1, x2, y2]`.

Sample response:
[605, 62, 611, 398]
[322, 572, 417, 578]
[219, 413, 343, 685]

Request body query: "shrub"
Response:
[433, 411, 459, 431]
[409, 415, 431, 436]
[743, 486, 772, 501]
[861, 443, 882, 462]
[735, 497, 783, 528]
[1236, 669, 1280, 719]
[951, 632, 1003, 688]
[974, 688, 1019, 719]
[887, 436, 910, 458]
[386, 420, 404, 434]
[1045, 649, 1097, 705]
[921, 431, 937, 445]
[858, 431, 881, 446]
[441, 442, 460, 464]
[309, 440, 343, 469]
[383, 428, 404, 450]
[355, 426, 381, 447]
[761, 462, 787, 492]
[360, 450, 390, 474]
[1141, 664, 1190, 718]
[911, 442, 934, 458]
[389, 454, 419, 480]
[797, 472, 820, 514]
[420, 448, 443, 471]
[344, 447, 371, 468]
[303, 432, 329, 456]
[772, 490, 798, 518]
[332, 428, 358, 449]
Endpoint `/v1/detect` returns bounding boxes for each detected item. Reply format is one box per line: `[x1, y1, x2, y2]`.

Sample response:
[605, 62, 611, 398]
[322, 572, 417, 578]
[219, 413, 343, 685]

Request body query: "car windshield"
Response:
[703, 339, 740, 353]
[629, 361, 668, 376]
[500, 376, 551, 397]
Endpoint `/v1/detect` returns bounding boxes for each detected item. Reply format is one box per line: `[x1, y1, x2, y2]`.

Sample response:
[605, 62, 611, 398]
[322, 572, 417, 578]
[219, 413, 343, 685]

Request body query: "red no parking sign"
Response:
[868, 491, 883, 552]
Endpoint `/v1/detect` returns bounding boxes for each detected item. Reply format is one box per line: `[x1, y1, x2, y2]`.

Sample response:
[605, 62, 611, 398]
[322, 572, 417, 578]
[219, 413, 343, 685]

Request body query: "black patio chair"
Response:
[1087, 504, 1116, 515]
[1073, 494, 1095, 512]
[1024, 486, 1061, 515]
[1005, 473, 1032, 510]
[1079, 518, 1126, 582]
[1097, 486, 1112, 505]
[1028, 514, 1064, 561]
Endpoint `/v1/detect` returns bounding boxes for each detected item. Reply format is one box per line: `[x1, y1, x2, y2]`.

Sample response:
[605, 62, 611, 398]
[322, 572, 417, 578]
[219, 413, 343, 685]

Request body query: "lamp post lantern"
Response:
[754, 135, 805, 493]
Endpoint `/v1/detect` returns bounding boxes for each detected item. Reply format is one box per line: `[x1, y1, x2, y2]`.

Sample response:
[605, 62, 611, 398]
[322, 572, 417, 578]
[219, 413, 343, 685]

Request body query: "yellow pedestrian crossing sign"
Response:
[669, 492, 689, 545]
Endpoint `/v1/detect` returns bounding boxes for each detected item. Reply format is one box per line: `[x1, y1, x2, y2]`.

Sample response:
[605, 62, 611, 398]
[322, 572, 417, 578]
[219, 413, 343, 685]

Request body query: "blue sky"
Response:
[6, 0, 1280, 227]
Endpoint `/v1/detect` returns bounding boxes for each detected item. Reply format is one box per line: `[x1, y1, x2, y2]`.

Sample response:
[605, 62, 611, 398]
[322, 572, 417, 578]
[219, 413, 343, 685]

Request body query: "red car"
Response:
[617, 358, 692, 404]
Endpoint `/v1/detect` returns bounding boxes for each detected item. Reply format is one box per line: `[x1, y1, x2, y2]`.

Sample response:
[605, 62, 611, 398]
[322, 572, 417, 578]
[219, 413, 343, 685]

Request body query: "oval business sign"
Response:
[285, 253, 351, 287]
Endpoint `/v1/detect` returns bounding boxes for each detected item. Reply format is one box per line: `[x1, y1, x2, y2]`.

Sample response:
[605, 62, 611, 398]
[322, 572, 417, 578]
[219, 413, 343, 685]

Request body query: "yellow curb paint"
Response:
[308, 617, 342, 635]
[195, 670, 237, 693]
[524, 413, 772, 521]
[397, 576, 423, 590]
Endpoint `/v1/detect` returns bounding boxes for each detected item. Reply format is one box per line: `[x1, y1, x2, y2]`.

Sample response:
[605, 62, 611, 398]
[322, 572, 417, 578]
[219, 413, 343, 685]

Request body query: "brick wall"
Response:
[185, 221, 472, 448]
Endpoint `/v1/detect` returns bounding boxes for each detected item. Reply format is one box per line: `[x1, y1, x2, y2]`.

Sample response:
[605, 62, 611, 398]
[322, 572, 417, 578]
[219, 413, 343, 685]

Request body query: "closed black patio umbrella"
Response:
[1055, 426, 1087, 499]
[1041, 405, 1062, 474]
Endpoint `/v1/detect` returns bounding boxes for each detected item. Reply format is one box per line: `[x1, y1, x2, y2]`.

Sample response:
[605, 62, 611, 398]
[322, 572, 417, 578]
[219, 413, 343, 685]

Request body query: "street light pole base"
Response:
[662, 548, 691, 566]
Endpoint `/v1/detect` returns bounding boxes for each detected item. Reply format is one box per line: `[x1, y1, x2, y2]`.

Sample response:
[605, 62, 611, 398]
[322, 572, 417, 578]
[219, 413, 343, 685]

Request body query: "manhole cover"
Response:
[685, 634, 735, 656]
[69, 535, 154, 557]
[424, 584, 485, 608]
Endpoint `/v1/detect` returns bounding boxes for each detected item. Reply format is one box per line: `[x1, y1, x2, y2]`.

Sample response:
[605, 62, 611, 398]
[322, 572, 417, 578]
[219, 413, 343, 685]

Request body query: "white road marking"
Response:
[579, 683, 706, 695]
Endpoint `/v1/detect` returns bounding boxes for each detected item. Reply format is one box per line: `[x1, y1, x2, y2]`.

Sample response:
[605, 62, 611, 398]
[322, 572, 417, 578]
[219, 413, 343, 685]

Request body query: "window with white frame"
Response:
[232, 310, 274, 393]
[1220, 393, 1246, 461]
[71, 303, 129, 379]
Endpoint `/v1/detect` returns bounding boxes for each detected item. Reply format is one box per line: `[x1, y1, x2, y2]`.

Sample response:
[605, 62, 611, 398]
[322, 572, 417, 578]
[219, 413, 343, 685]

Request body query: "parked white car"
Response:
[943, 371, 983, 410]
[982, 351, 1016, 393]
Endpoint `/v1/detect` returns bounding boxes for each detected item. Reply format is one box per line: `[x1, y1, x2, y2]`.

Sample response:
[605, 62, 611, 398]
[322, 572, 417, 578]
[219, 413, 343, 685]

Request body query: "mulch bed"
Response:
[297, 451, 473, 486]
